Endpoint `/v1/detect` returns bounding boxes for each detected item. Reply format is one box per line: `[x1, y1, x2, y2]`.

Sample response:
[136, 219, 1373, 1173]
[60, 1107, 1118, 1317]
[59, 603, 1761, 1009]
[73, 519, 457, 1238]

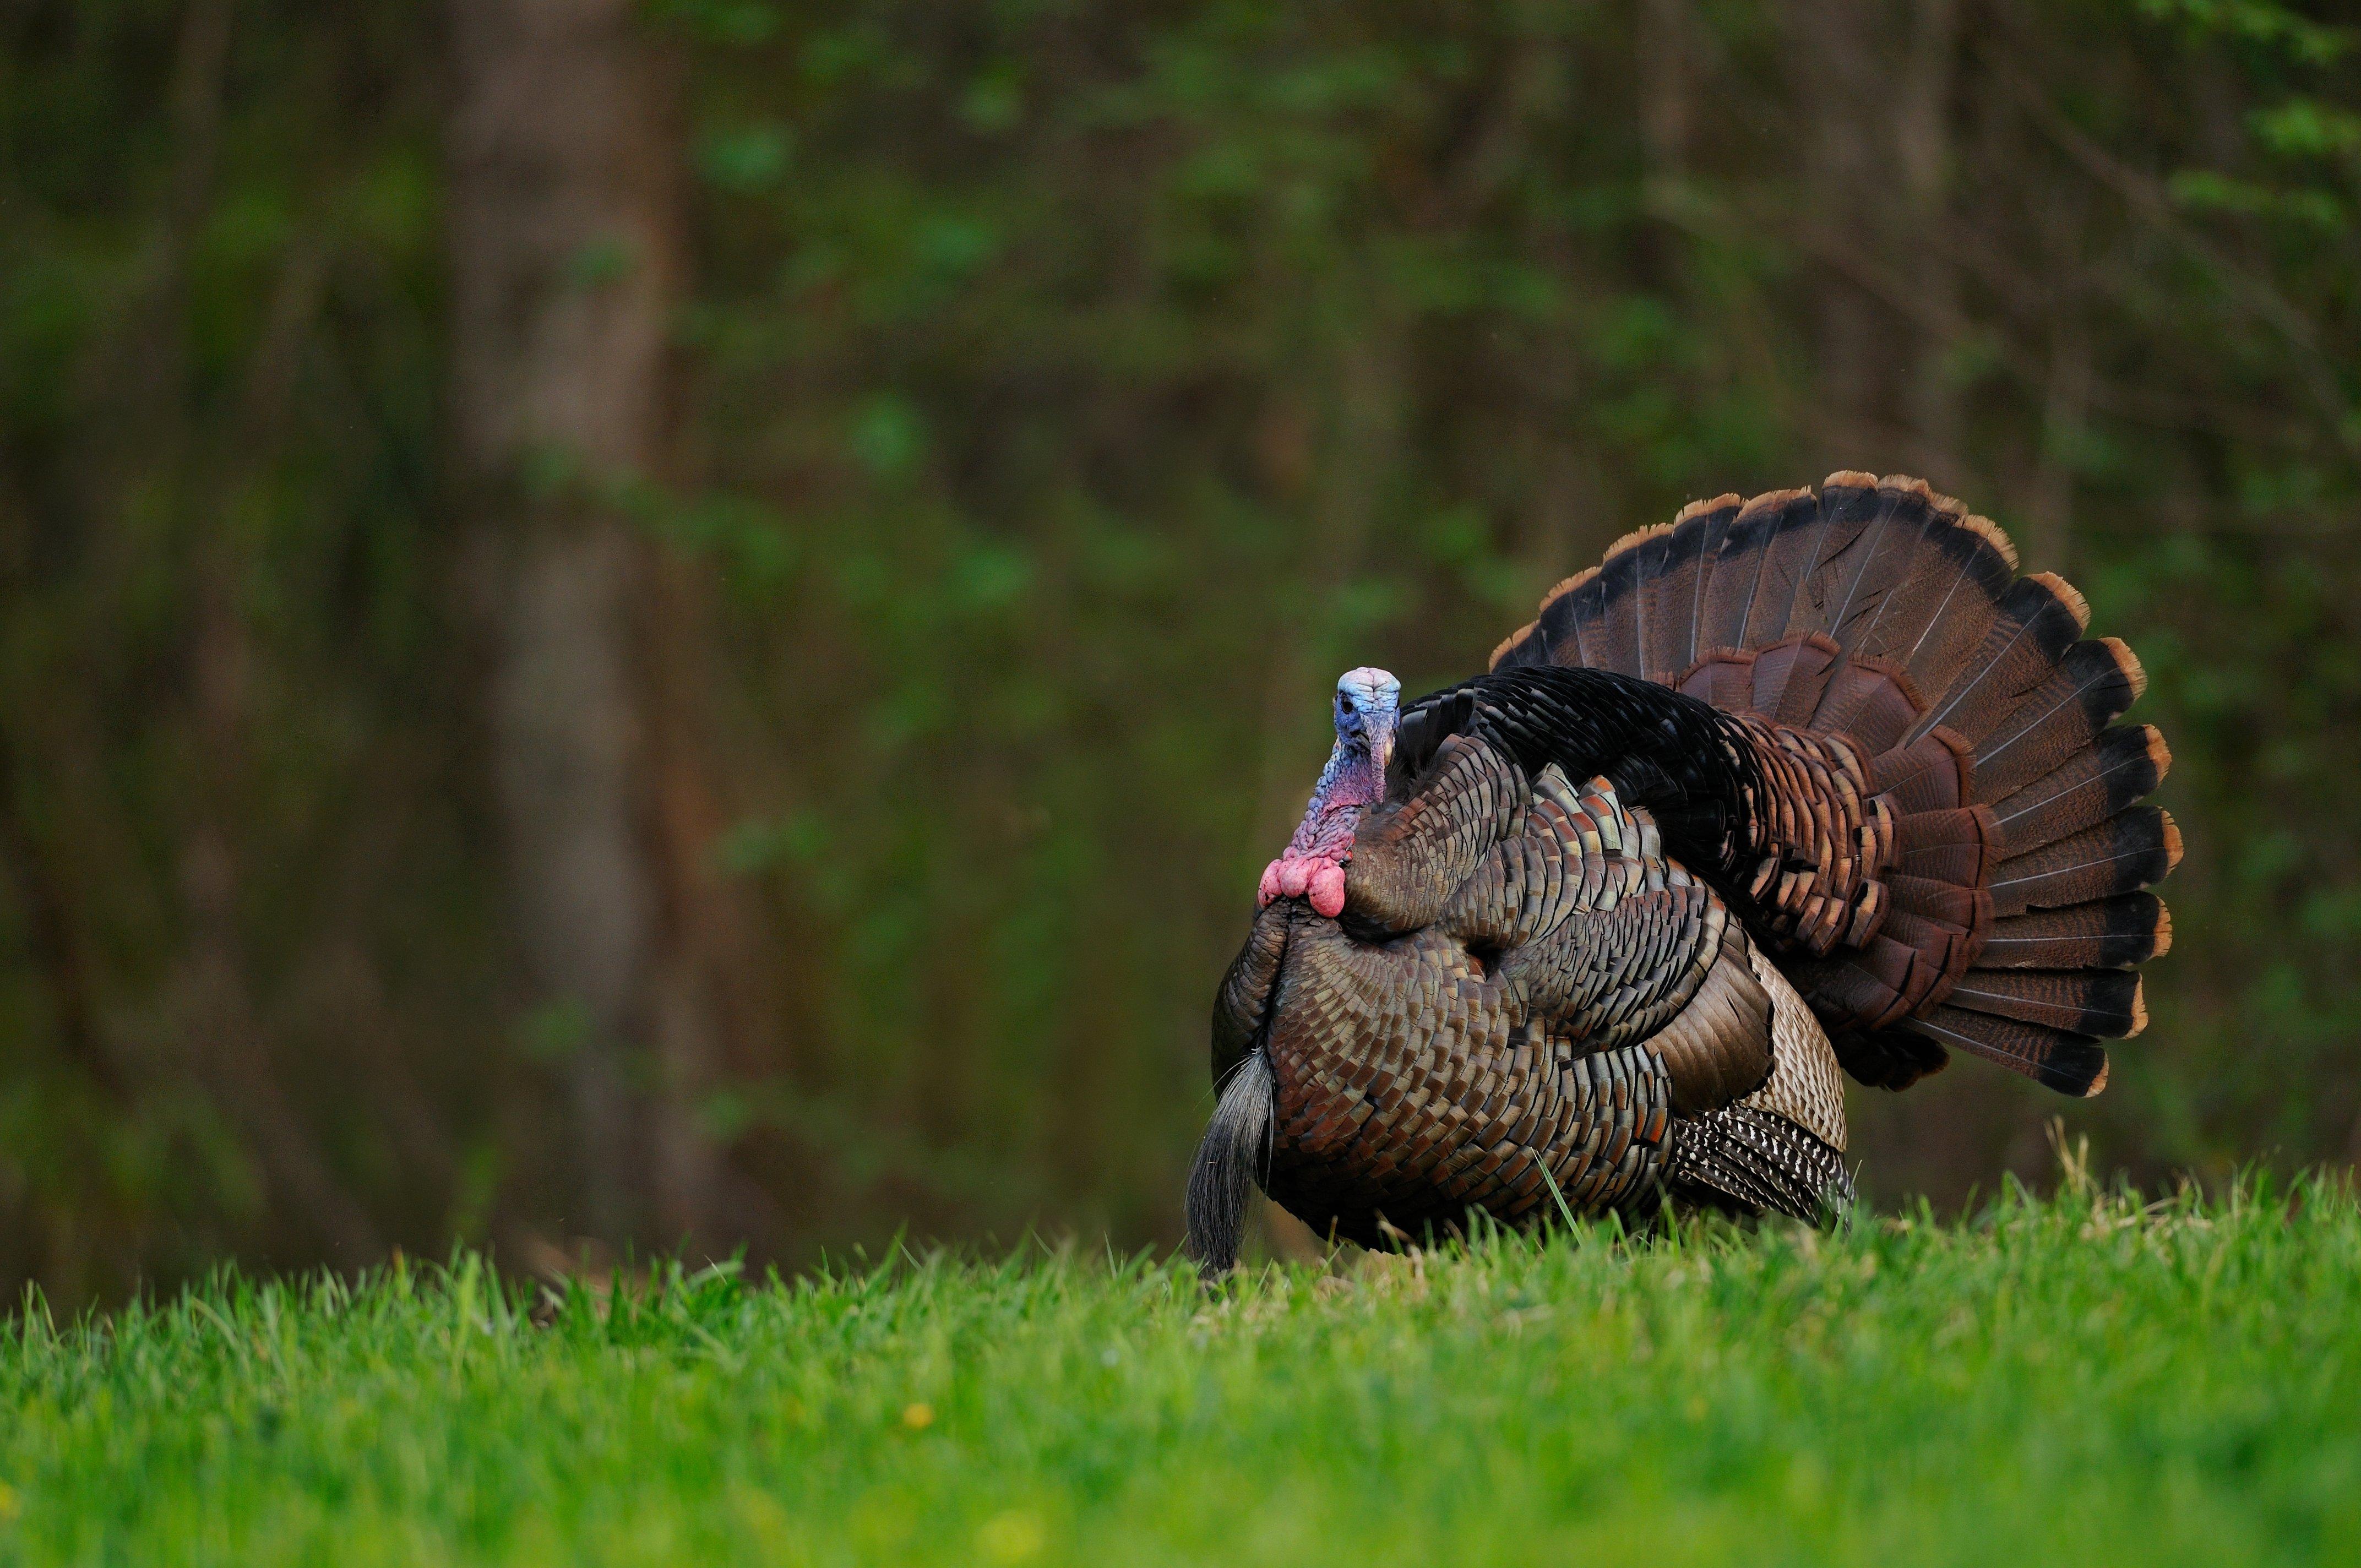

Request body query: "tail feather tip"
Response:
[2030, 570, 2090, 630]
[1961, 513, 2019, 570]
[1603, 521, 1675, 562]
[2104, 636, 2149, 702]
[1673, 492, 1742, 526]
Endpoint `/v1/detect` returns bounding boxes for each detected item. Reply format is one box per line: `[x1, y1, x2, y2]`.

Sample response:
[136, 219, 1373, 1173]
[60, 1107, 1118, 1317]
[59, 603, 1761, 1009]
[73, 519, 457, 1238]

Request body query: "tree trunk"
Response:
[1898, 0, 1964, 482]
[447, 0, 728, 1246]
[1636, 0, 1693, 202]
[1787, 0, 1965, 485]
[1787, 0, 1887, 467]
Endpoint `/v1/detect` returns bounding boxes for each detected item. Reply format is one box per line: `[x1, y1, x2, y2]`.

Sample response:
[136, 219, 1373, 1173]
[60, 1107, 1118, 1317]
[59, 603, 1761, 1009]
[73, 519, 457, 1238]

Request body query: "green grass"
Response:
[4, 1180, 2359, 1567]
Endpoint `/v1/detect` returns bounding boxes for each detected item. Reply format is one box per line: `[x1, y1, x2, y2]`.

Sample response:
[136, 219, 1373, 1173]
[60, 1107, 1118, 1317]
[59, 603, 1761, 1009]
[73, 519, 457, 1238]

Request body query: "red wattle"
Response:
[1307, 860, 1347, 918]
[1258, 852, 1348, 917]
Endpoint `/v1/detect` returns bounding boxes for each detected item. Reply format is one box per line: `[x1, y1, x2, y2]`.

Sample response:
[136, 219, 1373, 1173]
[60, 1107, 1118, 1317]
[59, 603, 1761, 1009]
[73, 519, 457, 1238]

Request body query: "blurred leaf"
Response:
[698, 124, 795, 192]
[518, 999, 597, 1065]
[850, 394, 926, 476]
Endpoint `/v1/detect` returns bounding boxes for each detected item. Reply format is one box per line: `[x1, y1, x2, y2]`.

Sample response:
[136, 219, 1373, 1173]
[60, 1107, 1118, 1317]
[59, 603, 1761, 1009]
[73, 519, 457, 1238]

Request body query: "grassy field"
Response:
[3, 1178, 2357, 1567]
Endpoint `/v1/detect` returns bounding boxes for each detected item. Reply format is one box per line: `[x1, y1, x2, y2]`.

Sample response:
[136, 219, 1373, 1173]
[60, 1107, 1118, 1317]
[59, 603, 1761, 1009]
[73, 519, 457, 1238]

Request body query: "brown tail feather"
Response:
[1806, 654, 1926, 753]
[1989, 808, 2180, 917]
[1755, 634, 1843, 726]
[1729, 490, 1829, 651]
[1488, 472, 2177, 1097]
[1637, 526, 1699, 678]
[1942, 968, 2145, 1037]
[1818, 477, 1942, 652]
[1979, 894, 2170, 970]
[1907, 1005, 2112, 1097]
[1909, 575, 2089, 745]
[1886, 520, 2018, 693]
[1690, 491, 1807, 656]
[1671, 496, 1742, 668]
[1530, 568, 1603, 671]
[1592, 530, 1656, 676]
[1966, 638, 2147, 799]
[1990, 725, 2168, 856]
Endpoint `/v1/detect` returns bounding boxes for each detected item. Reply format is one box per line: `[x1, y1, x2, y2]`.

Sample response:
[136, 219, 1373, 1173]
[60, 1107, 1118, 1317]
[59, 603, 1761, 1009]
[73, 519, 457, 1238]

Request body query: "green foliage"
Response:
[2, 1182, 2358, 1564]
[0, 0, 489, 1298]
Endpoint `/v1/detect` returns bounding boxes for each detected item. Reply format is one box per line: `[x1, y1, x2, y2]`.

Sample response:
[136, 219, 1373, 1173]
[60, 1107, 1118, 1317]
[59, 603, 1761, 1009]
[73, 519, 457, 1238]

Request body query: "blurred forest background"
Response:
[2, 0, 2358, 1305]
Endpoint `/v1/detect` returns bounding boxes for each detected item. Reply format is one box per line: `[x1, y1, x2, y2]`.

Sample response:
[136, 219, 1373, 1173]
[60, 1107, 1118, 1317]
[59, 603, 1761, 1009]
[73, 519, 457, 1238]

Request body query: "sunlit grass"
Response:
[3, 1177, 2357, 1566]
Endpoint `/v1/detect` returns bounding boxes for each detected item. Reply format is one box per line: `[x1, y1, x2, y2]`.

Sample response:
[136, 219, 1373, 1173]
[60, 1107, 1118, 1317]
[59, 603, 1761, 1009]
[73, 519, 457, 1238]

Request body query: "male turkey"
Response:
[1187, 473, 2177, 1271]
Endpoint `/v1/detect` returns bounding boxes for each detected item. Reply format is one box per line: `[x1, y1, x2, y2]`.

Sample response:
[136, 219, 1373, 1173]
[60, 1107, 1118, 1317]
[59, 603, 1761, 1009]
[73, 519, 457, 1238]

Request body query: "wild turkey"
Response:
[1188, 473, 2177, 1271]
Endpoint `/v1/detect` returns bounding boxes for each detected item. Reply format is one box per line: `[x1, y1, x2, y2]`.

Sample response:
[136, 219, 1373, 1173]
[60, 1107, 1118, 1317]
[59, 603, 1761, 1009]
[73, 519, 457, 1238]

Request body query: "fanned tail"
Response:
[1492, 473, 2176, 1097]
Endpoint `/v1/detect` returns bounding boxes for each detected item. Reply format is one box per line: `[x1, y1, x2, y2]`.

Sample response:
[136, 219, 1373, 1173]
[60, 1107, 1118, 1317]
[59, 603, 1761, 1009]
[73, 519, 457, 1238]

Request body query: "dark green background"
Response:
[3, 0, 2357, 1304]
